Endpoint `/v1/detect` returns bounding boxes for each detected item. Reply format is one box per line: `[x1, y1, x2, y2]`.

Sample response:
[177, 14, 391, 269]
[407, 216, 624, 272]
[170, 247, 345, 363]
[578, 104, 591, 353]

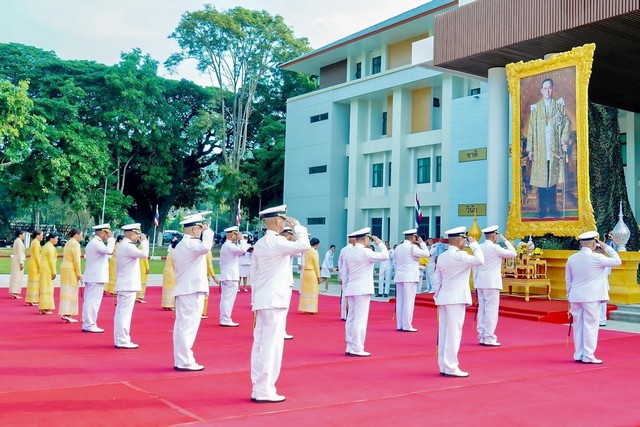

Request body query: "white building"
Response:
[282, 0, 640, 250]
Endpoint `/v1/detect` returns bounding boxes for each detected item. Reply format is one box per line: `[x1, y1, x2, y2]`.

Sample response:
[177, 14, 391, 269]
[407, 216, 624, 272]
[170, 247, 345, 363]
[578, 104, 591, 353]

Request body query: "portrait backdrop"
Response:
[506, 44, 596, 238]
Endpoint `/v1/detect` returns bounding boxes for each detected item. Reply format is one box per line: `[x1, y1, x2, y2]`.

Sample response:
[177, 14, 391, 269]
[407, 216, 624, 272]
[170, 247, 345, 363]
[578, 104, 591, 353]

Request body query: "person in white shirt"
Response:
[239, 247, 253, 292]
[280, 226, 299, 340]
[393, 229, 431, 332]
[425, 238, 438, 293]
[219, 226, 249, 327]
[319, 245, 336, 292]
[473, 225, 516, 347]
[566, 231, 621, 364]
[342, 227, 389, 357]
[250, 205, 310, 403]
[113, 223, 149, 349]
[376, 242, 393, 298]
[337, 234, 356, 320]
[172, 213, 214, 371]
[82, 224, 115, 333]
[9, 230, 26, 299]
[434, 226, 484, 377]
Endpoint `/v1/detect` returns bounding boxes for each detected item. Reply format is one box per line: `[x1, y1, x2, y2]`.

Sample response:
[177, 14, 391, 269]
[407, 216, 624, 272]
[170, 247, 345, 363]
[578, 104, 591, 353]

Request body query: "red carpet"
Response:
[1, 288, 639, 426]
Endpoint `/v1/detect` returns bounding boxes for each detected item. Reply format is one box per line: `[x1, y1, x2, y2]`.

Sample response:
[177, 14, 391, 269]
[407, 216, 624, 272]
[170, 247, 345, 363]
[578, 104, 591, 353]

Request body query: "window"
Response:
[382, 112, 388, 136]
[470, 88, 481, 96]
[372, 56, 382, 74]
[309, 165, 327, 174]
[620, 133, 627, 167]
[371, 218, 382, 238]
[372, 163, 384, 187]
[387, 162, 392, 187]
[417, 157, 431, 184]
[310, 113, 329, 123]
[435, 216, 441, 238]
[436, 156, 442, 182]
[418, 217, 429, 240]
[307, 217, 326, 225]
[355, 62, 362, 79]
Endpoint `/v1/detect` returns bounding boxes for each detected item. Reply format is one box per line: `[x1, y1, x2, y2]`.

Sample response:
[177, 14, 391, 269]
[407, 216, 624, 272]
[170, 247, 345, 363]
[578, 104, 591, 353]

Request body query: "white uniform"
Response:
[172, 228, 214, 369]
[342, 242, 389, 354]
[9, 237, 25, 295]
[473, 239, 516, 345]
[377, 248, 393, 296]
[425, 245, 437, 292]
[239, 251, 252, 279]
[434, 243, 484, 375]
[82, 235, 115, 332]
[393, 240, 430, 331]
[337, 244, 353, 320]
[114, 238, 149, 347]
[219, 239, 249, 325]
[566, 246, 620, 362]
[320, 250, 334, 278]
[250, 227, 310, 400]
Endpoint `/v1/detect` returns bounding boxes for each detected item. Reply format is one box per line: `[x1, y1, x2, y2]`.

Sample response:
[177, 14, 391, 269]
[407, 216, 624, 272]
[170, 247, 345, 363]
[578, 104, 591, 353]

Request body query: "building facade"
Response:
[282, 0, 640, 250]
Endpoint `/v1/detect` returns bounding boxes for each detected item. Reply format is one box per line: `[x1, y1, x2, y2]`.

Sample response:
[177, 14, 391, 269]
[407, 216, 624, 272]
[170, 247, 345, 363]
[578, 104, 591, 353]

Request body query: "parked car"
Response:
[162, 230, 183, 245]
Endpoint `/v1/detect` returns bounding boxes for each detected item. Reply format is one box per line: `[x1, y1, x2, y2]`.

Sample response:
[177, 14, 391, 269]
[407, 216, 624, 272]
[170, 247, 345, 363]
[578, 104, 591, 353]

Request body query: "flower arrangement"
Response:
[516, 242, 528, 255]
[532, 247, 544, 257]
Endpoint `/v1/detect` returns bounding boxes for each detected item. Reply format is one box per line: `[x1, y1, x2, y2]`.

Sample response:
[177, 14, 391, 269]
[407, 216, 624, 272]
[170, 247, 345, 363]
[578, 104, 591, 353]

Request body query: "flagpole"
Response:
[152, 204, 158, 257]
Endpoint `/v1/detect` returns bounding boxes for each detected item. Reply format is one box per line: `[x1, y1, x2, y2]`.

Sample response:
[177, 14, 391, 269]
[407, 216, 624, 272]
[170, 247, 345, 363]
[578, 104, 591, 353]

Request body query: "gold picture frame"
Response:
[506, 44, 596, 238]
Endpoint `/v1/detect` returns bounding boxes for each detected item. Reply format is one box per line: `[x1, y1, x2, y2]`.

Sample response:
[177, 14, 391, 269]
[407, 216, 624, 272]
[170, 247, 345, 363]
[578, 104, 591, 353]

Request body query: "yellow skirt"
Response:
[25, 260, 40, 303]
[58, 268, 79, 316]
[298, 270, 319, 313]
[38, 273, 55, 311]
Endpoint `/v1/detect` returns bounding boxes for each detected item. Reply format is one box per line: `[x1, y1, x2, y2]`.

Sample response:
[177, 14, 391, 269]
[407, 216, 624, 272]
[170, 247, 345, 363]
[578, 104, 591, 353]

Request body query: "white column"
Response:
[486, 67, 509, 227]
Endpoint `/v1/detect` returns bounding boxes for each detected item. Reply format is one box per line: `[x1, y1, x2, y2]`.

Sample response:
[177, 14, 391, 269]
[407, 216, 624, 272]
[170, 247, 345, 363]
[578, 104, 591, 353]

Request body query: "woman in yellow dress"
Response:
[136, 250, 150, 303]
[161, 238, 179, 310]
[298, 238, 321, 314]
[59, 228, 83, 323]
[25, 230, 43, 306]
[104, 235, 123, 296]
[38, 232, 59, 315]
[9, 229, 26, 299]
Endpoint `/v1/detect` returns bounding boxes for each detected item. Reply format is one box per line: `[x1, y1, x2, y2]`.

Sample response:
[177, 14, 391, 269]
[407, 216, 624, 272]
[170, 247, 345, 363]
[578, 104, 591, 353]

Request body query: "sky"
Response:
[0, 0, 429, 86]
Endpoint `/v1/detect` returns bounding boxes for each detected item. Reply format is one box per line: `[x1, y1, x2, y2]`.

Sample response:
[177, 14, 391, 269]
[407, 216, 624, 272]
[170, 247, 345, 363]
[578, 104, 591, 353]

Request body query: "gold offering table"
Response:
[501, 254, 550, 301]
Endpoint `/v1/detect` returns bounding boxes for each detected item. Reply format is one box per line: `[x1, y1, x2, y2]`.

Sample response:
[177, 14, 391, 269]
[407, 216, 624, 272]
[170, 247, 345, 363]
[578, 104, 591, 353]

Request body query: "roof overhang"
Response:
[432, 0, 640, 113]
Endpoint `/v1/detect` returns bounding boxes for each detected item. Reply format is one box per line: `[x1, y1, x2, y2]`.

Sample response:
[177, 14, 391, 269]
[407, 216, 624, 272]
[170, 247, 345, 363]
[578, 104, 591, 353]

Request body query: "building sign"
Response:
[458, 204, 486, 216]
[458, 148, 487, 162]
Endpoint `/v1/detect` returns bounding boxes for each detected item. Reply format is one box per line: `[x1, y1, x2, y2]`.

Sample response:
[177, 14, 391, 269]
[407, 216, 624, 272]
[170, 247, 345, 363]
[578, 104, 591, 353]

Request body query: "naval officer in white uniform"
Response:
[250, 205, 310, 403]
[473, 225, 516, 346]
[566, 231, 621, 364]
[434, 226, 484, 377]
[393, 228, 431, 332]
[113, 223, 149, 349]
[82, 223, 115, 333]
[172, 213, 214, 371]
[337, 233, 356, 321]
[342, 227, 389, 357]
[218, 225, 249, 327]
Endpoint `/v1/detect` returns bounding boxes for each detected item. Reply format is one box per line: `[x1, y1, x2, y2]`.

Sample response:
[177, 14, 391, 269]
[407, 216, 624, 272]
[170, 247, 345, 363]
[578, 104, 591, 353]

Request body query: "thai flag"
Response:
[236, 199, 242, 226]
[415, 193, 422, 227]
[153, 205, 159, 227]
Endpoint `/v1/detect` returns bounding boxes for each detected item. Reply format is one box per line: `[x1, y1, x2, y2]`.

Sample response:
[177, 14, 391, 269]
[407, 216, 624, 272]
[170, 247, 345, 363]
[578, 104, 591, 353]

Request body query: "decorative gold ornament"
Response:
[468, 209, 482, 242]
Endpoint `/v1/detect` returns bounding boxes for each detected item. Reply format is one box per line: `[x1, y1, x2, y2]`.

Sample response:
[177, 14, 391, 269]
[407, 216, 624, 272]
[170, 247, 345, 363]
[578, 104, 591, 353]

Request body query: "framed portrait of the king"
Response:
[506, 44, 596, 238]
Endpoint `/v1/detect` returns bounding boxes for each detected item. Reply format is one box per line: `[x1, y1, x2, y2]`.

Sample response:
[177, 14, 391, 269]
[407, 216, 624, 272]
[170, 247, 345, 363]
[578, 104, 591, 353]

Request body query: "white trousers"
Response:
[426, 263, 436, 292]
[173, 292, 205, 368]
[220, 280, 239, 324]
[599, 302, 607, 323]
[340, 286, 348, 320]
[395, 282, 417, 330]
[437, 304, 466, 374]
[476, 288, 500, 344]
[82, 282, 105, 330]
[571, 301, 601, 361]
[345, 295, 371, 353]
[114, 291, 136, 346]
[377, 266, 392, 295]
[251, 308, 287, 398]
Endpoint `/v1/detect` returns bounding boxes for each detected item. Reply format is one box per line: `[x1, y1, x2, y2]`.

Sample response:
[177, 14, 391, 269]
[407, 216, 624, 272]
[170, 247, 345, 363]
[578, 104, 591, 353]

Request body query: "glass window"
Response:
[309, 165, 327, 174]
[371, 217, 382, 238]
[417, 157, 431, 184]
[435, 216, 441, 238]
[436, 156, 442, 182]
[372, 56, 382, 74]
[382, 112, 387, 136]
[620, 133, 627, 167]
[418, 217, 429, 239]
[310, 113, 329, 123]
[387, 162, 392, 187]
[307, 218, 326, 225]
[372, 163, 384, 187]
[355, 62, 362, 79]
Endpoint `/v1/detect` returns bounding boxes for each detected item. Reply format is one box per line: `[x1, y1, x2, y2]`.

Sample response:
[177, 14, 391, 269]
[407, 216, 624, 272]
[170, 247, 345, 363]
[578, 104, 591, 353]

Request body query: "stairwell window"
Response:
[309, 165, 327, 174]
[310, 113, 329, 123]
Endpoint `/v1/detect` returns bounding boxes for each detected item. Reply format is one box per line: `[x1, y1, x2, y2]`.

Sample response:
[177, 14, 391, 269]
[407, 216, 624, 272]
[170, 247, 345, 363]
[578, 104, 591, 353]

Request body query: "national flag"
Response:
[415, 193, 422, 227]
[236, 199, 242, 226]
[153, 205, 159, 227]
